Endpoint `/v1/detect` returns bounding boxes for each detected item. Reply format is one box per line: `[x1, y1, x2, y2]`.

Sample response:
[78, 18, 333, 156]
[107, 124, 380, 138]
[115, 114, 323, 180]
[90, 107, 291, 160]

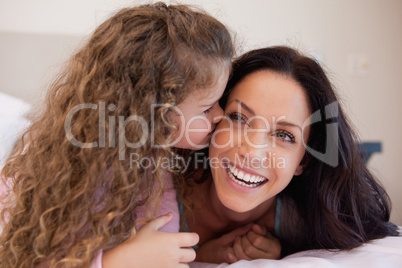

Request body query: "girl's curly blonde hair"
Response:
[0, 2, 233, 267]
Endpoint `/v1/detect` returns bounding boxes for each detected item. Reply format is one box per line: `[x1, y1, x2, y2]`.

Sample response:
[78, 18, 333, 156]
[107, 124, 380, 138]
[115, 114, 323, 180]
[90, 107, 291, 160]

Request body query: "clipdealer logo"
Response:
[64, 101, 339, 167]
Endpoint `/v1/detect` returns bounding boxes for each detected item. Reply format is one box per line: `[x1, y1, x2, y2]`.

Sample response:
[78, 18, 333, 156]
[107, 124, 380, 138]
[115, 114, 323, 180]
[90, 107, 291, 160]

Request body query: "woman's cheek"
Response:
[211, 130, 230, 151]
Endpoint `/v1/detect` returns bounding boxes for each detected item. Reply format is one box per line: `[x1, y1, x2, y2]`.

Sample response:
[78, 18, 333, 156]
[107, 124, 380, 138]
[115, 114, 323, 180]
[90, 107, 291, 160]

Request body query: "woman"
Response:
[178, 46, 399, 264]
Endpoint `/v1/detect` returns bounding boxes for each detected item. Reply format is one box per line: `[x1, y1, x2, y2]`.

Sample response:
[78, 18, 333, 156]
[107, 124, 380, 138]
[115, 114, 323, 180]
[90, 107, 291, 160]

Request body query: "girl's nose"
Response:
[212, 104, 224, 124]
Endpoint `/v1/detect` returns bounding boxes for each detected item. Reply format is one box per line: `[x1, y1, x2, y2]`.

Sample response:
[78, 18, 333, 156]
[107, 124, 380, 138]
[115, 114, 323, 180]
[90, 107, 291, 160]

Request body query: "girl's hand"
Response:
[232, 224, 281, 261]
[195, 224, 252, 264]
[102, 213, 199, 268]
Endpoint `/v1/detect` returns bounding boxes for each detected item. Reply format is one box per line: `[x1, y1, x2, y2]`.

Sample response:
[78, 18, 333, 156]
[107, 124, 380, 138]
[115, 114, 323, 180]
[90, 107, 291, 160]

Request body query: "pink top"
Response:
[92, 171, 180, 267]
[135, 171, 180, 232]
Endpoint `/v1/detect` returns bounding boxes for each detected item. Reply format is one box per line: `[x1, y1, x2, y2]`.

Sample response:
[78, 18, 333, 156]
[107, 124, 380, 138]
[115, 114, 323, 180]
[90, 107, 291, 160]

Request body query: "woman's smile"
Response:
[226, 162, 268, 188]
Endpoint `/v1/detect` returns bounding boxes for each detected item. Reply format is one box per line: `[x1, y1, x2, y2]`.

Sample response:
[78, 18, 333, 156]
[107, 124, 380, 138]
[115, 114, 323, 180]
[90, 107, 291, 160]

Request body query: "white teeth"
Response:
[227, 164, 267, 188]
[228, 170, 255, 188]
[244, 173, 250, 182]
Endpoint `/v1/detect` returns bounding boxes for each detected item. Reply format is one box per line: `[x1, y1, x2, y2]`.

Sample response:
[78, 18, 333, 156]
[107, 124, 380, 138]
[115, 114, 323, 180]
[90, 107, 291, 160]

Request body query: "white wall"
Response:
[0, 0, 401, 225]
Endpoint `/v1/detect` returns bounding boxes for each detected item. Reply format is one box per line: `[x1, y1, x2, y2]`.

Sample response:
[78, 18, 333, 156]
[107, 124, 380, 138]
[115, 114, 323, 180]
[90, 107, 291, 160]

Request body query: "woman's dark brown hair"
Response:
[219, 46, 399, 255]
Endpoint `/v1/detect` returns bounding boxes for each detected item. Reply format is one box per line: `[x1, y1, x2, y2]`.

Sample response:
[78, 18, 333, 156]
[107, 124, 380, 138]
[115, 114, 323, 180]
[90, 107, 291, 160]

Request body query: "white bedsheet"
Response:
[190, 232, 402, 268]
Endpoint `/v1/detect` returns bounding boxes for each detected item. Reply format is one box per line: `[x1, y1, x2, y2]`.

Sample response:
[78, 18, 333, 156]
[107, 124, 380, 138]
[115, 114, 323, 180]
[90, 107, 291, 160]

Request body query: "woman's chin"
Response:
[219, 195, 256, 214]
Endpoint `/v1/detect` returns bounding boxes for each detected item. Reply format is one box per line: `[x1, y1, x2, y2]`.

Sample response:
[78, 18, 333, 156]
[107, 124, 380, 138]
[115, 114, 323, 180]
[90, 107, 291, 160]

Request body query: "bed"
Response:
[190, 230, 402, 267]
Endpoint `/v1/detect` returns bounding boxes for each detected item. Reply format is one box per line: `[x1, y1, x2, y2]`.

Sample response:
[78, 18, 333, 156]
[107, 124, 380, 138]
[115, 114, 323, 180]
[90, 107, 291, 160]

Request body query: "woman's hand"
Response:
[195, 224, 252, 264]
[102, 213, 199, 268]
[232, 224, 281, 261]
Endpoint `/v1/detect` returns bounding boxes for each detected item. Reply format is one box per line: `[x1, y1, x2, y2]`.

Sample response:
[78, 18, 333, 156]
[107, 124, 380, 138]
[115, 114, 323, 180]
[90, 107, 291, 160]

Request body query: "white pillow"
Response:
[0, 92, 32, 167]
[0, 92, 32, 119]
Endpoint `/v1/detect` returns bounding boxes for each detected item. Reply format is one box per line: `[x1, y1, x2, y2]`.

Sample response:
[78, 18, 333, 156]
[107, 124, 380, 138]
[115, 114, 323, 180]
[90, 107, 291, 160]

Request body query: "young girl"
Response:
[0, 2, 233, 267]
[180, 46, 399, 264]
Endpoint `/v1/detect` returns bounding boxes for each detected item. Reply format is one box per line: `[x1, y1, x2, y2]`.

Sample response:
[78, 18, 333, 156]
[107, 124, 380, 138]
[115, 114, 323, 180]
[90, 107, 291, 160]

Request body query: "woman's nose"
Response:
[238, 130, 270, 161]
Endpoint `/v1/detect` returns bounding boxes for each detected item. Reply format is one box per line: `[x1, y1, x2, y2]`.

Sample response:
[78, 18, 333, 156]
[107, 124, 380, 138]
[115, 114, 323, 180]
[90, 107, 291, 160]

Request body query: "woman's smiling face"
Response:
[209, 70, 311, 213]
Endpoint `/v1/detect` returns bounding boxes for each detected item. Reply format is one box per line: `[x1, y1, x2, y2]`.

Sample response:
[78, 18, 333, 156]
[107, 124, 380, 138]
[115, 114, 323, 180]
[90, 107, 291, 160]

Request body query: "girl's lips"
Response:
[208, 126, 216, 136]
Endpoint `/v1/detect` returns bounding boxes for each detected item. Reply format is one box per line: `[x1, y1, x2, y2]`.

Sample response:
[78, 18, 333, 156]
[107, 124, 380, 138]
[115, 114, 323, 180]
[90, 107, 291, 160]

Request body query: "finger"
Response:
[241, 234, 266, 259]
[232, 236, 251, 261]
[221, 224, 253, 244]
[176, 232, 199, 248]
[179, 248, 197, 263]
[227, 251, 238, 264]
[247, 231, 274, 251]
[144, 212, 173, 231]
[247, 231, 281, 258]
[251, 224, 267, 236]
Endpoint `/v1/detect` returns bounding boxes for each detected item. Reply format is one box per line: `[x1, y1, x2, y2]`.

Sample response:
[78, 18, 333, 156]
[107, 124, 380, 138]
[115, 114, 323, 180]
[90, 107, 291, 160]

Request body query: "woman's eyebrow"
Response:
[233, 99, 255, 115]
[275, 121, 302, 132]
[230, 99, 303, 131]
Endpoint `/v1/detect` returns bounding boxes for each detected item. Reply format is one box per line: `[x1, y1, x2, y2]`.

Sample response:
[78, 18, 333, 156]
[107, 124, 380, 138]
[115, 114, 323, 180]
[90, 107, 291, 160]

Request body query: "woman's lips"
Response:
[226, 162, 268, 188]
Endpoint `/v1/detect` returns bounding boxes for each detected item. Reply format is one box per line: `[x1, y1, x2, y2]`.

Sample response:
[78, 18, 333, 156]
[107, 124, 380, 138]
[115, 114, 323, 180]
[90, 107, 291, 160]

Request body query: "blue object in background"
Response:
[359, 142, 382, 163]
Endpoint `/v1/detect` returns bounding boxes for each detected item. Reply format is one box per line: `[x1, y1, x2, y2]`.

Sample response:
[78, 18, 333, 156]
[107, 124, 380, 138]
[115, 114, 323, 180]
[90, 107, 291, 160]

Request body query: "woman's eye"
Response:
[228, 112, 247, 124]
[272, 130, 296, 143]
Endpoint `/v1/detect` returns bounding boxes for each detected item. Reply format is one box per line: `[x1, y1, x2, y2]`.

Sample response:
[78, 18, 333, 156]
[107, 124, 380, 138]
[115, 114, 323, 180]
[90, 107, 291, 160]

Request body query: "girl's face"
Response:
[172, 66, 230, 150]
[209, 70, 311, 213]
